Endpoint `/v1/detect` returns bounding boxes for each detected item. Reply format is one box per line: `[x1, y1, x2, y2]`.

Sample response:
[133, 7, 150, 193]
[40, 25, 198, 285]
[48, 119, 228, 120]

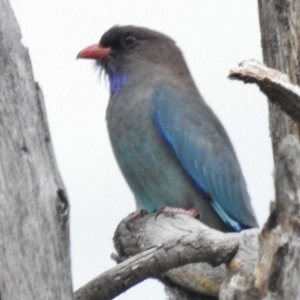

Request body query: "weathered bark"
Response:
[75, 214, 244, 300]
[74, 214, 259, 300]
[219, 135, 300, 299]
[0, 0, 73, 299]
[217, 1, 300, 298]
[229, 60, 300, 123]
[257, 2, 300, 299]
[258, 0, 300, 160]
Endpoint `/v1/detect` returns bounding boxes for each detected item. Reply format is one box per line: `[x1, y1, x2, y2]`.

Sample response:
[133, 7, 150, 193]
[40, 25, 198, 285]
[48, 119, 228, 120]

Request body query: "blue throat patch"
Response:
[108, 72, 130, 95]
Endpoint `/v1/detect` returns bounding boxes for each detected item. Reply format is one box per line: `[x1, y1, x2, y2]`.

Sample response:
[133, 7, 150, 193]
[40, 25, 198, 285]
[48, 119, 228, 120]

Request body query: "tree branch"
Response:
[219, 135, 300, 299]
[74, 214, 259, 300]
[229, 60, 300, 123]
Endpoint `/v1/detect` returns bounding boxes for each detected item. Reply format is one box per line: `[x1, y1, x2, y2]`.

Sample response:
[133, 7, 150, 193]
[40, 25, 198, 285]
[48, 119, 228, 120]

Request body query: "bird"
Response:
[77, 25, 258, 232]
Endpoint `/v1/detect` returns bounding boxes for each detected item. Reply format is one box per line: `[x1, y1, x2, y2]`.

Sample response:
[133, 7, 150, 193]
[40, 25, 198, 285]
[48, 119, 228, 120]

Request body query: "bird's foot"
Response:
[131, 209, 147, 220]
[163, 206, 199, 218]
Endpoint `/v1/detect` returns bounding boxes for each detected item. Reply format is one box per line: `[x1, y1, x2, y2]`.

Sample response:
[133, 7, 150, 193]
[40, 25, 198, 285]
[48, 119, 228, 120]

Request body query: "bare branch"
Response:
[229, 60, 300, 123]
[258, 135, 300, 299]
[74, 214, 259, 300]
[224, 2, 300, 296]
[220, 135, 300, 299]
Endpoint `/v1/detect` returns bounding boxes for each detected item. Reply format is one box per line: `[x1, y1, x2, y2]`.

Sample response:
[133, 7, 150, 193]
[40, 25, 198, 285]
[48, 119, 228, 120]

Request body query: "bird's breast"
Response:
[106, 87, 196, 212]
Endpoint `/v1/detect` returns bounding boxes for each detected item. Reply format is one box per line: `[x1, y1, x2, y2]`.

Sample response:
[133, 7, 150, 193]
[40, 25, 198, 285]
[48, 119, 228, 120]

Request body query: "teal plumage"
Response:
[78, 25, 258, 232]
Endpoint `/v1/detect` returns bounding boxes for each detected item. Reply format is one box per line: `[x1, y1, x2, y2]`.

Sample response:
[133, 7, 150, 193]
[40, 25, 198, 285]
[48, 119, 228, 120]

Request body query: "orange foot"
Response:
[163, 206, 199, 218]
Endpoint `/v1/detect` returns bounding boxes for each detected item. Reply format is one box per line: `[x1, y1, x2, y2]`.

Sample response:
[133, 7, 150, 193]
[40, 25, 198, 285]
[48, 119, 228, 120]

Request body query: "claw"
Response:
[131, 209, 147, 220]
[155, 209, 165, 221]
[163, 206, 199, 218]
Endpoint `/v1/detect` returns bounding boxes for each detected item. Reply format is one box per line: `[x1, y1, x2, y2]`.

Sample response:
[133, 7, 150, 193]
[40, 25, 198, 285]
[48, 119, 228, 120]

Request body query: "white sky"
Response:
[10, 1, 274, 299]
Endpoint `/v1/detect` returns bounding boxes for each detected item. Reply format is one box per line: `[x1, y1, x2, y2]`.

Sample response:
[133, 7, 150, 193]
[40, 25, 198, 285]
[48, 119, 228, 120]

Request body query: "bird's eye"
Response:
[122, 34, 137, 46]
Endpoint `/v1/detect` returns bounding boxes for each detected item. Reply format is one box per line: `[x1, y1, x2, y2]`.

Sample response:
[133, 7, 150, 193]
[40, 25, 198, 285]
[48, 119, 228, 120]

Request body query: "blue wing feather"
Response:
[151, 86, 258, 231]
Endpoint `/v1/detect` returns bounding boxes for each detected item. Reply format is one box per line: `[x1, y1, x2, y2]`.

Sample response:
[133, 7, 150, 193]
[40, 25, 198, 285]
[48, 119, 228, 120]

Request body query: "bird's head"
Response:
[77, 25, 191, 95]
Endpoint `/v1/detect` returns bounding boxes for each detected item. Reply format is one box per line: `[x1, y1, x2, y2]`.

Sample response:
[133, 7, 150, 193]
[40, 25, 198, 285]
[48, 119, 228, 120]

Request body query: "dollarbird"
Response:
[77, 25, 258, 232]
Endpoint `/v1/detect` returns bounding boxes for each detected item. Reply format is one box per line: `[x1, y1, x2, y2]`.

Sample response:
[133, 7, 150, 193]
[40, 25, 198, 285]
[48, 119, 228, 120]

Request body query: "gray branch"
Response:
[74, 214, 259, 300]
[220, 135, 300, 299]
[229, 60, 300, 123]
[224, 4, 300, 296]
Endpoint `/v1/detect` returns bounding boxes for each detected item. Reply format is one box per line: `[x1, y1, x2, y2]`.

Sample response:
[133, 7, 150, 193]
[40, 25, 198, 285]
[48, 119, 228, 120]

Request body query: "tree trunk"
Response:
[0, 0, 73, 299]
[219, 1, 300, 298]
[258, 0, 300, 160]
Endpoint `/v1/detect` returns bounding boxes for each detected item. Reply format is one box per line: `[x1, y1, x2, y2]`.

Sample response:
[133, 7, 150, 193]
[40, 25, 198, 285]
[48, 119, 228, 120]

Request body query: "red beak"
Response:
[77, 44, 112, 59]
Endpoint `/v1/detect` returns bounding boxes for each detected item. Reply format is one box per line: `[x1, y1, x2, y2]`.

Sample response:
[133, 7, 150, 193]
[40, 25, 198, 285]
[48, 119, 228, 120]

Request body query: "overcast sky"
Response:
[10, 1, 274, 299]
